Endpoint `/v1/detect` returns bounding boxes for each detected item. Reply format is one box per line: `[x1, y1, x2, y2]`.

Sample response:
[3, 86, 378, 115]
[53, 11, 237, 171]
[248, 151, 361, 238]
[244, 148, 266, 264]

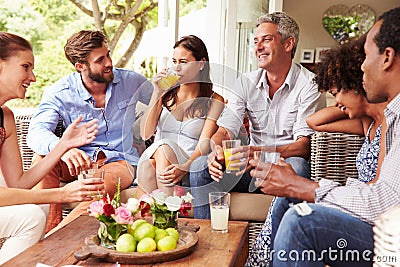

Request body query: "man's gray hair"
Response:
[256, 12, 299, 58]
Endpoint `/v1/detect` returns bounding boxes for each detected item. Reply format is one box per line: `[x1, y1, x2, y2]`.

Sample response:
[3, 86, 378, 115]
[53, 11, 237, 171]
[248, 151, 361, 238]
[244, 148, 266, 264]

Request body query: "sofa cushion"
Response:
[229, 192, 272, 222]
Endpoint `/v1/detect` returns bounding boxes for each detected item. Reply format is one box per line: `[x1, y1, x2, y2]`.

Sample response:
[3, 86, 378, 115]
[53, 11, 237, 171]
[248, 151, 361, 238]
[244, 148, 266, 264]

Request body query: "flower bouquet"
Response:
[87, 182, 193, 250]
[87, 181, 141, 249]
[140, 187, 193, 229]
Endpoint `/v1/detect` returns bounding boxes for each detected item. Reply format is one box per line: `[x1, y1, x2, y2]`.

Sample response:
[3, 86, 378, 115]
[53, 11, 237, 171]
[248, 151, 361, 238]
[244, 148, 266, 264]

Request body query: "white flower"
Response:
[164, 196, 182, 211]
[152, 189, 167, 205]
[126, 198, 140, 212]
[182, 192, 194, 203]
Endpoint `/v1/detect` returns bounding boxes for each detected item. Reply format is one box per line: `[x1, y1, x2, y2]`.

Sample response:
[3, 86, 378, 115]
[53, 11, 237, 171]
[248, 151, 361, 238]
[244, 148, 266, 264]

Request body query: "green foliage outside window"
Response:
[1, 0, 206, 108]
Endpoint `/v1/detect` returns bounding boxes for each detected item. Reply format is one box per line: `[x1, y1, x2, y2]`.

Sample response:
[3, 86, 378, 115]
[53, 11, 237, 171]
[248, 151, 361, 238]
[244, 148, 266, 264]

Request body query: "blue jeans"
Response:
[269, 157, 312, 261]
[189, 156, 310, 219]
[273, 204, 374, 267]
[246, 157, 310, 267]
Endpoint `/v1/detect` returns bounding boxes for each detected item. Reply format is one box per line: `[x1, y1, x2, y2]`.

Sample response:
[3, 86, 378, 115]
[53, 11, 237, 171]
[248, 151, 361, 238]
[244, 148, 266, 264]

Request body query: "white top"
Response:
[138, 106, 206, 167]
[154, 106, 206, 154]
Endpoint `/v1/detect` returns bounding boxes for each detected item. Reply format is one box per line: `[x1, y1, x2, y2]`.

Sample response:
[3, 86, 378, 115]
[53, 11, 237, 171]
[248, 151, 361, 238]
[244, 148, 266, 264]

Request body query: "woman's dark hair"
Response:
[162, 35, 214, 118]
[314, 35, 366, 95]
[0, 32, 32, 61]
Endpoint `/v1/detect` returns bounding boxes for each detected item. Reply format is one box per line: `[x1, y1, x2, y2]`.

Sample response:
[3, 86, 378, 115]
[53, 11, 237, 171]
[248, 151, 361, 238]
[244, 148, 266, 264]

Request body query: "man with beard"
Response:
[27, 30, 153, 232]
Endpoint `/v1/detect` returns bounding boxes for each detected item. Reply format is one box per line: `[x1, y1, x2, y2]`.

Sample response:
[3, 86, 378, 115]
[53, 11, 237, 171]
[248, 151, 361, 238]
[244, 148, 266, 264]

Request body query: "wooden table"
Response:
[3, 215, 249, 267]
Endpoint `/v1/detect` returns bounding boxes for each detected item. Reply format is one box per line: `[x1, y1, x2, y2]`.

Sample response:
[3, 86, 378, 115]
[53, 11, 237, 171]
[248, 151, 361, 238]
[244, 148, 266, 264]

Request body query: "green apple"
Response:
[157, 235, 177, 251]
[136, 237, 157, 252]
[154, 229, 169, 243]
[130, 219, 147, 233]
[134, 222, 155, 241]
[116, 233, 136, 252]
[165, 228, 179, 241]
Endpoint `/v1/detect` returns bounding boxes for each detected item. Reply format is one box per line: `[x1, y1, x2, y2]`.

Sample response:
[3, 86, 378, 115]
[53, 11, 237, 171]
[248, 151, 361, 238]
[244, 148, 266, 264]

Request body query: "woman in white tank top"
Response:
[137, 35, 224, 197]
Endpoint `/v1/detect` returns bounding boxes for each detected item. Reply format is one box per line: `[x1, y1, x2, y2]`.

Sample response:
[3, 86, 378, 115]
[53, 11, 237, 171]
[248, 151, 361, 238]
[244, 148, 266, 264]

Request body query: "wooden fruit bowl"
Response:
[74, 227, 199, 264]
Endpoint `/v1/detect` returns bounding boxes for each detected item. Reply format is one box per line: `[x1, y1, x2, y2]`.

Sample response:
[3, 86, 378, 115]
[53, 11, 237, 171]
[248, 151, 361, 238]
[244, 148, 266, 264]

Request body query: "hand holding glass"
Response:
[80, 168, 105, 199]
[222, 140, 241, 173]
[253, 151, 281, 187]
[157, 68, 180, 90]
[209, 192, 230, 233]
[253, 151, 281, 164]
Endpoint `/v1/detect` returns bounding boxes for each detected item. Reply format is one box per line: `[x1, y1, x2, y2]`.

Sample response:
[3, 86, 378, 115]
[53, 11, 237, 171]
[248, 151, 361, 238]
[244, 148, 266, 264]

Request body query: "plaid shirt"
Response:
[315, 93, 400, 225]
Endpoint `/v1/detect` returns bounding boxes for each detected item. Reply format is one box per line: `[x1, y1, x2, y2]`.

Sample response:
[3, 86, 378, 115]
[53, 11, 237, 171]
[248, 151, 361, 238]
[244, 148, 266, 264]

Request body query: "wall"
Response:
[282, 0, 400, 63]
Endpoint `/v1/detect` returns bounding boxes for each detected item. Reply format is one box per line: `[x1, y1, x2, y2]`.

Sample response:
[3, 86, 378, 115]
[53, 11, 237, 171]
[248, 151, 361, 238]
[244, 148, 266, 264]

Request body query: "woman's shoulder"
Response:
[211, 92, 224, 102]
[0, 105, 16, 140]
[360, 116, 375, 135]
[1, 106, 15, 124]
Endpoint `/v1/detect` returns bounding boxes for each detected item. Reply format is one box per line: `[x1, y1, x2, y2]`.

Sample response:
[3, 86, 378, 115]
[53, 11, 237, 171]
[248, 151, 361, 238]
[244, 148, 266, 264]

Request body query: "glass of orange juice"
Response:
[157, 68, 180, 90]
[222, 140, 241, 173]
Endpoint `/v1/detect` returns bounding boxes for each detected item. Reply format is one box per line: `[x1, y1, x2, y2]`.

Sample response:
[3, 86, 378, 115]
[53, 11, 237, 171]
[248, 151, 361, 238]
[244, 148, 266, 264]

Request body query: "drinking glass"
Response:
[157, 67, 180, 90]
[81, 168, 105, 180]
[209, 192, 230, 233]
[222, 140, 241, 173]
[253, 151, 281, 164]
[80, 168, 105, 199]
[253, 151, 281, 187]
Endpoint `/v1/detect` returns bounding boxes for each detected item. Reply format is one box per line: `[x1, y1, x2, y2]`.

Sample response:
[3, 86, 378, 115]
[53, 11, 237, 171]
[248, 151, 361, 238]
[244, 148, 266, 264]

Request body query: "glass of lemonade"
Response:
[209, 192, 230, 233]
[157, 67, 180, 90]
[222, 140, 241, 173]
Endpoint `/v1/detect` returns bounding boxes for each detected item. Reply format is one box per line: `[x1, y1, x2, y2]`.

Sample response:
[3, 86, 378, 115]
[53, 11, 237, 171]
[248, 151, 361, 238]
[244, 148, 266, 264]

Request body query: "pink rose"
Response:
[88, 200, 104, 217]
[114, 205, 133, 224]
[173, 186, 186, 197]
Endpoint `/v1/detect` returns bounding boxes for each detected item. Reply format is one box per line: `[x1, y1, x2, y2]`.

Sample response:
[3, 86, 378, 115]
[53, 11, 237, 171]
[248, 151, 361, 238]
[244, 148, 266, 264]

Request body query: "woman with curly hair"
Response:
[307, 35, 386, 182]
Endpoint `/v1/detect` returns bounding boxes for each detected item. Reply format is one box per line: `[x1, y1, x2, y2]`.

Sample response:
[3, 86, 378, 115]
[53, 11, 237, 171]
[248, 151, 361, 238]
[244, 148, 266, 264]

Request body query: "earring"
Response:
[200, 67, 204, 71]
[355, 90, 359, 94]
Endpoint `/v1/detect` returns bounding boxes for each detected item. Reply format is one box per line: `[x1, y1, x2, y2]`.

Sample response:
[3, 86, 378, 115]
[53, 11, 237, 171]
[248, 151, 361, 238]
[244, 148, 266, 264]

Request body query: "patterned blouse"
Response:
[356, 121, 381, 183]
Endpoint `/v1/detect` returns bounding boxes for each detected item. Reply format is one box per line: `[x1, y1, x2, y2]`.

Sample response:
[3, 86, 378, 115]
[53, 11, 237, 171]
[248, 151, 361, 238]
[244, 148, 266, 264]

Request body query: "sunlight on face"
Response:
[0, 49, 36, 101]
[172, 45, 203, 84]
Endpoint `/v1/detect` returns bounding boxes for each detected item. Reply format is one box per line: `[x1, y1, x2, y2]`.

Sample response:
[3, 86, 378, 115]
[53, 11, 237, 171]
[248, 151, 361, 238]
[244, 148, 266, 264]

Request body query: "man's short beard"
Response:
[87, 65, 114, 83]
[365, 93, 388, 104]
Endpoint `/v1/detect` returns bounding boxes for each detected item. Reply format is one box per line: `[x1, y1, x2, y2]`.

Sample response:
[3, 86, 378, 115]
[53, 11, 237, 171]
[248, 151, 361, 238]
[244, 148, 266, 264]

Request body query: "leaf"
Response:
[97, 214, 115, 223]
[107, 222, 126, 241]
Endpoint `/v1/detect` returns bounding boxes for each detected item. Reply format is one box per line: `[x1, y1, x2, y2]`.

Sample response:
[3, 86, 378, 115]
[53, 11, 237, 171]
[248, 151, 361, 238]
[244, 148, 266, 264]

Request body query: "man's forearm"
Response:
[276, 136, 311, 159]
[210, 127, 234, 149]
[288, 176, 319, 202]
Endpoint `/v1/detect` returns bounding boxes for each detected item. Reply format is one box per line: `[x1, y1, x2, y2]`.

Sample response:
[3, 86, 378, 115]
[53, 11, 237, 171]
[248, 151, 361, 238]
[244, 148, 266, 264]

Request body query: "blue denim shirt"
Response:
[27, 68, 153, 166]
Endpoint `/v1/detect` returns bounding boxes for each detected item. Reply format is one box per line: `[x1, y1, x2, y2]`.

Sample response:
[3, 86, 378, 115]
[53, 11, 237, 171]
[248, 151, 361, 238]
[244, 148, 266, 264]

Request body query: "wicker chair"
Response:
[311, 132, 365, 184]
[15, 114, 64, 171]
